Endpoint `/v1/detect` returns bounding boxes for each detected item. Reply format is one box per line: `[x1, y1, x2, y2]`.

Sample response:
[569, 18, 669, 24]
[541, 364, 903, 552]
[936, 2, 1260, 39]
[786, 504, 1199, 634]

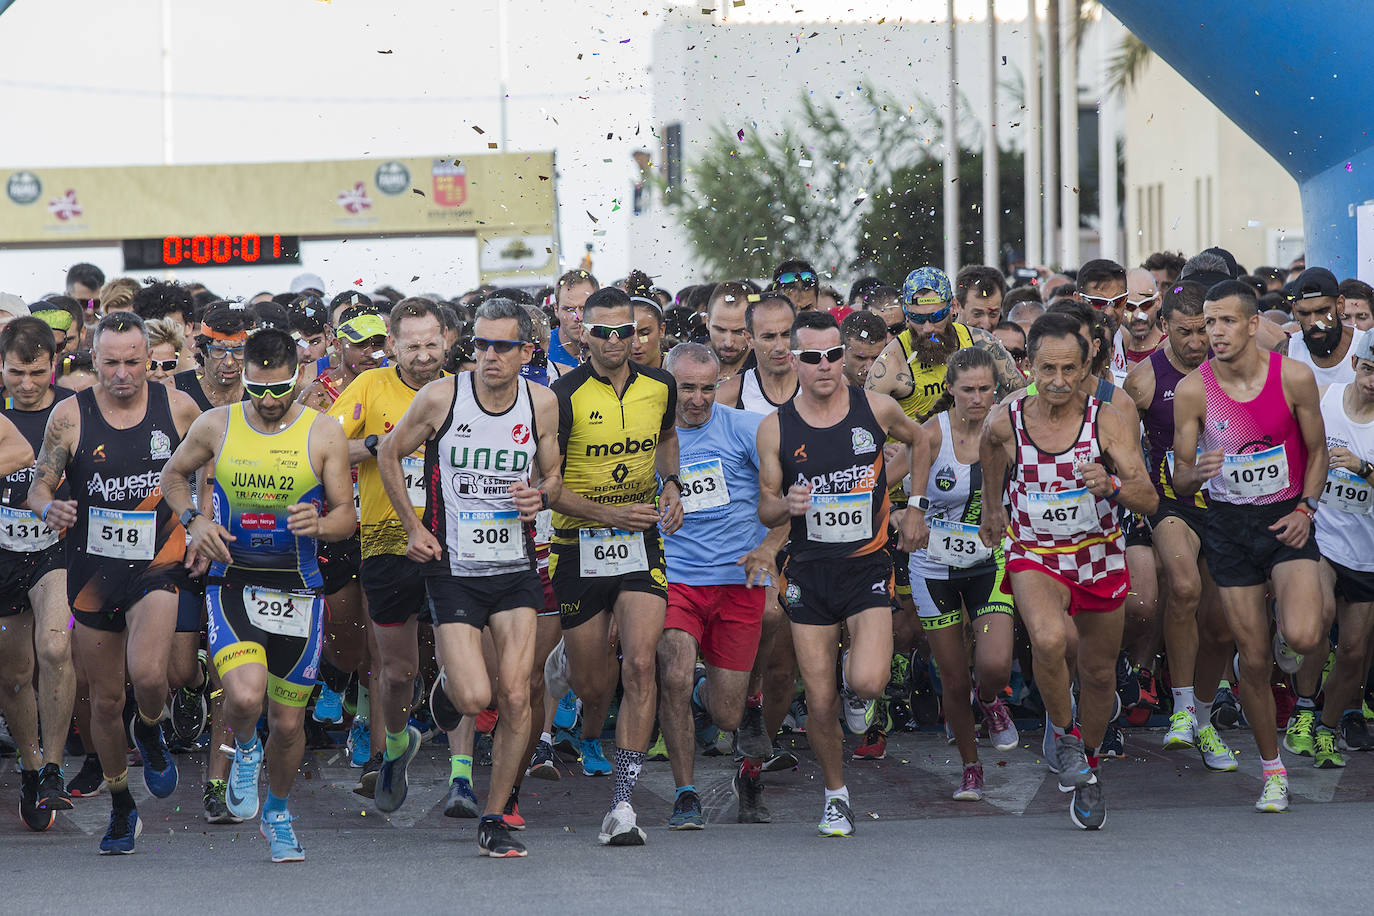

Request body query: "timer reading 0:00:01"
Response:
[161, 234, 285, 265]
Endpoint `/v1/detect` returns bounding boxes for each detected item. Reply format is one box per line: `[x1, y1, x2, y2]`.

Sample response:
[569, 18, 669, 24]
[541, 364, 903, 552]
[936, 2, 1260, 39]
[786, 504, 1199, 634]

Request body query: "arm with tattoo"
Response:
[28, 401, 78, 530]
[968, 326, 1028, 397]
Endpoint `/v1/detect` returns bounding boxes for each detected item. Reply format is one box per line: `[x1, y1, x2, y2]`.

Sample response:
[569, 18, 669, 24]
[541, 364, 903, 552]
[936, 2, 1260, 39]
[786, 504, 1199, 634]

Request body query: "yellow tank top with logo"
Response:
[889, 321, 975, 504]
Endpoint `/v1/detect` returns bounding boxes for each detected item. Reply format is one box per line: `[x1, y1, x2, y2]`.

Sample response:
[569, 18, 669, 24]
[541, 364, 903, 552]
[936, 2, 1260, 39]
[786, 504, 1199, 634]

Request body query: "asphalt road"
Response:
[4, 725, 1372, 915]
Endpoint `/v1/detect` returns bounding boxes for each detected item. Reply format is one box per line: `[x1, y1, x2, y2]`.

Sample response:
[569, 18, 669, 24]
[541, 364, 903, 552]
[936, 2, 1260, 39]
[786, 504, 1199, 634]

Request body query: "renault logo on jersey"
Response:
[586, 435, 657, 458]
[612, 463, 629, 483]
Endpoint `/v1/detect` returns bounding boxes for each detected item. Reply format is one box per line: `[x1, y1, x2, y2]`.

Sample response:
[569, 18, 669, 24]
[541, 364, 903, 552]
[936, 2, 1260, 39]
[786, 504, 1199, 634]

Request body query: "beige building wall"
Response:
[1124, 56, 1302, 270]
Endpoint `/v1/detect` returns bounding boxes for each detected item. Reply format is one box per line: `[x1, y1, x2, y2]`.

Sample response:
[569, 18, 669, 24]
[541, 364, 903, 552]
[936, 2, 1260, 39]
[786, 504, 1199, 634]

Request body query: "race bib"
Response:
[579, 528, 649, 577]
[1222, 445, 1287, 499]
[925, 518, 993, 568]
[0, 504, 57, 553]
[805, 493, 871, 543]
[679, 459, 729, 513]
[456, 510, 525, 562]
[1322, 467, 1373, 515]
[244, 586, 315, 639]
[1027, 488, 1096, 537]
[534, 508, 553, 546]
[353, 480, 362, 515]
[1165, 447, 1202, 478]
[402, 457, 426, 509]
[87, 507, 155, 560]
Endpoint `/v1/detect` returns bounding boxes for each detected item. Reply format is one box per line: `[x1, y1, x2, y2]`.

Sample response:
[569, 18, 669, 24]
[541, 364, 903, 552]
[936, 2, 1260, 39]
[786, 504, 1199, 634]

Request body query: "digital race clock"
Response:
[121, 234, 302, 270]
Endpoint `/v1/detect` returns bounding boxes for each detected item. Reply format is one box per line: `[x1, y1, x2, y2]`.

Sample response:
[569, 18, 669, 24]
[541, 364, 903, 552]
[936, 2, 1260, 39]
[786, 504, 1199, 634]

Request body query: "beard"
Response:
[912, 328, 958, 367]
[1303, 323, 1342, 358]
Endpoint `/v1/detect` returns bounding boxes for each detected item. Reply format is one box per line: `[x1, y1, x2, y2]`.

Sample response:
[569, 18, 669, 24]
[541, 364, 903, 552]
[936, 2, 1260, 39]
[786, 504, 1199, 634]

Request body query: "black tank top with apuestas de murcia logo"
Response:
[66, 384, 186, 613]
[0, 387, 73, 554]
[777, 386, 890, 562]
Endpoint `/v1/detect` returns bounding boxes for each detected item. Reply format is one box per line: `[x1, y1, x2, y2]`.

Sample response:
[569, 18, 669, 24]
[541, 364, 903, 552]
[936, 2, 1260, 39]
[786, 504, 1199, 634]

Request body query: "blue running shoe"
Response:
[374, 726, 421, 813]
[553, 690, 578, 731]
[313, 686, 344, 725]
[580, 738, 611, 777]
[130, 715, 178, 799]
[443, 776, 480, 818]
[227, 738, 264, 820]
[99, 806, 142, 855]
[347, 716, 370, 768]
[260, 808, 305, 863]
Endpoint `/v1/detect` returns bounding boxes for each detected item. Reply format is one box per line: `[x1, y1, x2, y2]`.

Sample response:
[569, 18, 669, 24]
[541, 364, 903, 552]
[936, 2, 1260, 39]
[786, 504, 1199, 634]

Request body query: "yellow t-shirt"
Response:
[329, 366, 444, 559]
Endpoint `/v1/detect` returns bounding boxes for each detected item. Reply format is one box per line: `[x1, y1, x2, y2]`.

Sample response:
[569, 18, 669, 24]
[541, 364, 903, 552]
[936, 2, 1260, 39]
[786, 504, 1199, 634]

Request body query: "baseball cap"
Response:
[900, 266, 953, 305]
[0, 293, 30, 319]
[290, 272, 326, 295]
[1292, 266, 1340, 300]
[338, 312, 388, 342]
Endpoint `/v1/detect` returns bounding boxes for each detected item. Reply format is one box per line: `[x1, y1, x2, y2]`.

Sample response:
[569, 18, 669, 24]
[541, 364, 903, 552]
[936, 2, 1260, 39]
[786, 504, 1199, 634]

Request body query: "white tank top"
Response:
[736, 367, 794, 415]
[1287, 333, 1356, 387]
[909, 411, 995, 580]
[1315, 383, 1374, 571]
[424, 372, 538, 576]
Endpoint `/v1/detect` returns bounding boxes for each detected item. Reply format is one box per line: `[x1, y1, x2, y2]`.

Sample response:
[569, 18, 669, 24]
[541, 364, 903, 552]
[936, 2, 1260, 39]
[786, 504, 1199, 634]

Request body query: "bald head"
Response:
[1127, 268, 1156, 302]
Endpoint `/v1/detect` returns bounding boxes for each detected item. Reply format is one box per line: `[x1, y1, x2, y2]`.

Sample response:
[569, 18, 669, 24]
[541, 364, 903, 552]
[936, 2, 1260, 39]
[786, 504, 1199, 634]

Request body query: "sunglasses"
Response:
[1125, 296, 1158, 309]
[147, 359, 178, 372]
[791, 346, 844, 364]
[903, 304, 952, 325]
[1081, 292, 1128, 311]
[472, 337, 527, 353]
[207, 343, 246, 359]
[776, 271, 818, 289]
[585, 322, 635, 340]
[1009, 348, 1028, 361]
[886, 321, 906, 336]
[244, 378, 297, 399]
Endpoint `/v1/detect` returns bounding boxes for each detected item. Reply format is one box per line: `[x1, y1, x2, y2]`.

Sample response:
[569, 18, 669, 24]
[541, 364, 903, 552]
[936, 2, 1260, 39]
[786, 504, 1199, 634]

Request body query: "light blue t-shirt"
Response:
[665, 405, 766, 586]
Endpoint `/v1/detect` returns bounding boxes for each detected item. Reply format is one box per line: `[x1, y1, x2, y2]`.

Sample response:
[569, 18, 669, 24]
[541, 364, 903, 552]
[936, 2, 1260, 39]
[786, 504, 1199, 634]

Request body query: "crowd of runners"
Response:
[1, 247, 1372, 858]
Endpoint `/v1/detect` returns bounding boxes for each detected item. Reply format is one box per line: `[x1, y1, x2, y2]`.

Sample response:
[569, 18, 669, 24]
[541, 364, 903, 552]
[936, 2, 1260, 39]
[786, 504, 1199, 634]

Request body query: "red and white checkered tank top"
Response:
[1005, 393, 1125, 584]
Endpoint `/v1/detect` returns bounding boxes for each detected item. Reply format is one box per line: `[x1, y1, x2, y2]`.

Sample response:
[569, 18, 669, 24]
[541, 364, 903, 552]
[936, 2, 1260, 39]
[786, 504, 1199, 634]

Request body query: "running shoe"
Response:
[1042, 713, 1059, 772]
[734, 769, 771, 824]
[646, 733, 669, 762]
[782, 693, 808, 733]
[354, 753, 383, 798]
[1100, 725, 1125, 759]
[36, 762, 73, 812]
[762, 744, 799, 773]
[429, 669, 463, 733]
[503, 793, 525, 830]
[1272, 630, 1303, 675]
[260, 808, 305, 863]
[312, 684, 345, 725]
[1136, 667, 1160, 710]
[1283, 708, 1316, 757]
[475, 730, 494, 767]
[1364, 698, 1374, 722]
[886, 651, 911, 699]
[528, 739, 562, 778]
[952, 763, 984, 802]
[668, 790, 704, 829]
[1313, 727, 1346, 769]
[735, 701, 771, 759]
[1211, 686, 1242, 730]
[203, 779, 242, 824]
[1196, 725, 1238, 772]
[817, 795, 854, 838]
[1069, 773, 1106, 830]
[1054, 733, 1094, 791]
[479, 817, 528, 858]
[1255, 772, 1289, 812]
[19, 770, 54, 831]
[130, 715, 178, 798]
[67, 753, 104, 798]
[979, 697, 1019, 751]
[169, 675, 209, 744]
[1340, 711, 1374, 751]
[544, 641, 572, 702]
[839, 653, 875, 734]
[580, 737, 611, 777]
[1115, 652, 1140, 708]
[374, 726, 421, 813]
[1163, 709, 1198, 749]
[553, 690, 579, 731]
[852, 725, 887, 760]
[347, 715, 371, 768]
[227, 737, 264, 820]
[99, 806, 142, 855]
[443, 776, 480, 818]
[599, 801, 646, 846]
[552, 726, 580, 760]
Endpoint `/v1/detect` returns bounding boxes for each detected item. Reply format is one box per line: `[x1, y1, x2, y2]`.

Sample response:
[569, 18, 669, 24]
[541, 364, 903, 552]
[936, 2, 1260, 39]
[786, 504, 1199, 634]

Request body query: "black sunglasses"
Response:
[1008, 348, 1028, 361]
[886, 321, 906, 336]
[585, 322, 635, 341]
[776, 271, 818, 289]
[791, 346, 844, 364]
[472, 337, 526, 353]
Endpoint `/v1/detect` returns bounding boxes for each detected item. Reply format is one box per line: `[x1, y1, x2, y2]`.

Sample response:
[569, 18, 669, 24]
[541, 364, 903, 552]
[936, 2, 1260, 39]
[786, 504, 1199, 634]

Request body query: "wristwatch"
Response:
[660, 474, 683, 495]
[1298, 497, 1320, 518]
[539, 490, 550, 510]
[364, 434, 380, 457]
[911, 495, 932, 512]
[179, 508, 202, 528]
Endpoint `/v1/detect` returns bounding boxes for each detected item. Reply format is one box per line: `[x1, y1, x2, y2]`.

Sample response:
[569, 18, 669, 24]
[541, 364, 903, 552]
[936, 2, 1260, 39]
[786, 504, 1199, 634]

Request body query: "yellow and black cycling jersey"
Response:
[894, 321, 976, 421]
[551, 361, 675, 543]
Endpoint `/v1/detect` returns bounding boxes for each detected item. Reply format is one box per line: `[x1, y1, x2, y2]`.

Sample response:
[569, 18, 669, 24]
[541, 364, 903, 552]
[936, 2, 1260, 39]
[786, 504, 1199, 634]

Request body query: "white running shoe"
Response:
[1163, 709, 1198, 749]
[1196, 725, 1238, 772]
[544, 640, 573, 701]
[817, 795, 855, 837]
[1272, 631, 1303, 675]
[598, 801, 646, 846]
[1255, 772, 1289, 813]
[839, 651, 875, 734]
[980, 697, 1019, 751]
